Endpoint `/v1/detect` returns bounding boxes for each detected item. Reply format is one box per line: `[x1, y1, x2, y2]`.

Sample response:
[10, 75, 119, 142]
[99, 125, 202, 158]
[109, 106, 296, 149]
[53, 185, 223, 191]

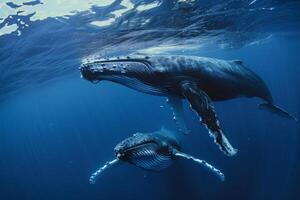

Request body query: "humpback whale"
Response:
[80, 55, 297, 156]
[89, 128, 224, 184]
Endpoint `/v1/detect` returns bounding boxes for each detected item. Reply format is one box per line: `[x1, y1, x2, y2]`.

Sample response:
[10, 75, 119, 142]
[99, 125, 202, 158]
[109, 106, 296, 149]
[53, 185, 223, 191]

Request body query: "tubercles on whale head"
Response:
[79, 56, 152, 83]
[113, 133, 158, 161]
[79, 60, 129, 83]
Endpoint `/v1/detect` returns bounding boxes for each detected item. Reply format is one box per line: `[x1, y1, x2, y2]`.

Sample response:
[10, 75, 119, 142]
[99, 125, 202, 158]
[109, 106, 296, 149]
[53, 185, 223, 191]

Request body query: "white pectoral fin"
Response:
[173, 150, 225, 181]
[89, 158, 120, 184]
[180, 82, 237, 156]
[167, 95, 191, 135]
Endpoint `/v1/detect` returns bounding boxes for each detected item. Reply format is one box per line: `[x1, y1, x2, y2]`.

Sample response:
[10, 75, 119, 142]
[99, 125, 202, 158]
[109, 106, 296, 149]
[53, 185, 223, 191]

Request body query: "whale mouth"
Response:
[79, 57, 153, 83]
[116, 141, 156, 159]
[79, 61, 124, 83]
[79, 63, 104, 83]
[116, 141, 172, 171]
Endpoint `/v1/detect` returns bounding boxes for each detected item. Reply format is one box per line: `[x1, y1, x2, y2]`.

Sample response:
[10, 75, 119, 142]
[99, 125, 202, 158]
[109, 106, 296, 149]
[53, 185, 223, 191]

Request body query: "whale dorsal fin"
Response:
[180, 81, 237, 156]
[231, 60, 243, 65]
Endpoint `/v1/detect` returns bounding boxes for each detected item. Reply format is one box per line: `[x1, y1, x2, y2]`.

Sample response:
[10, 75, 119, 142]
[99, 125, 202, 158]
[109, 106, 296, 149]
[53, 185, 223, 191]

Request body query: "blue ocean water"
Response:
[0, 1, 300, 200]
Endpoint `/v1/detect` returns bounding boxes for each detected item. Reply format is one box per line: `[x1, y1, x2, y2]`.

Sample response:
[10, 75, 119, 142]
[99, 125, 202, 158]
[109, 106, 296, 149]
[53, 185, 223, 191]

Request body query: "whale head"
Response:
[114, 133, 161, 160]
[79, 56, 153, 84]
[114, 132, 178, 171]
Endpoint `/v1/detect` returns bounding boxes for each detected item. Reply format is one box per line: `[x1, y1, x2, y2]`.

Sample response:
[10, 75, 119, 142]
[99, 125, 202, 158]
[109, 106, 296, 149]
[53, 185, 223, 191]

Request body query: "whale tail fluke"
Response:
[259, 103, 298, 122]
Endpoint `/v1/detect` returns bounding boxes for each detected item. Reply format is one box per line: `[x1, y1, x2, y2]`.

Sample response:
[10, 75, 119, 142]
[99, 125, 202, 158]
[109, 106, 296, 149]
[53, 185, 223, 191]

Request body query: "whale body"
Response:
[80, 55, 297, 156]
[89, 127, 224, 184]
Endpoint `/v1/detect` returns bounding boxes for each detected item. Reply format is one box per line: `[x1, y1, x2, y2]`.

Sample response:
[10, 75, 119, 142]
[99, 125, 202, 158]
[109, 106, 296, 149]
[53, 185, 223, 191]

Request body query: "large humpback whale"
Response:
[89, 127, 224, 184]
[80, 55, 297, 156]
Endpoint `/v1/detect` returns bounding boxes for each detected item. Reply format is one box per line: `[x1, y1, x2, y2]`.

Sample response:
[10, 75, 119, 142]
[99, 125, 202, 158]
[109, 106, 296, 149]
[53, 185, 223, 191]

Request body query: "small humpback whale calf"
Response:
[89, 128, 225, 184]
[80, 55, 297, 156]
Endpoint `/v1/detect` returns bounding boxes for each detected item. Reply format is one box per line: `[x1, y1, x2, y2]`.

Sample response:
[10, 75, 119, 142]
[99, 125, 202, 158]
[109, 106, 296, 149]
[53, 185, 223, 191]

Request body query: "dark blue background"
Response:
[0, 37, 299, 200]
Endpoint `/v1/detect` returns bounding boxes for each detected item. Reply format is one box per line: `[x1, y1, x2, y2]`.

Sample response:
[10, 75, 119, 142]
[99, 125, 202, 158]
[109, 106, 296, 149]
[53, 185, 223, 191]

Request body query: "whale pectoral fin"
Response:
[180, 82, 237, 156]
[167, 95, 191, 135]
[172, 149, 225, 181]
[89, 158, 120, 184]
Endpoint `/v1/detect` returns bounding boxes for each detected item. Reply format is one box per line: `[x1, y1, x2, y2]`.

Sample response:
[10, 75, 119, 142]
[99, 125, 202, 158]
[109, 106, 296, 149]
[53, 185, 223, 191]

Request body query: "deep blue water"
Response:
[1, 1, 300, 200]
